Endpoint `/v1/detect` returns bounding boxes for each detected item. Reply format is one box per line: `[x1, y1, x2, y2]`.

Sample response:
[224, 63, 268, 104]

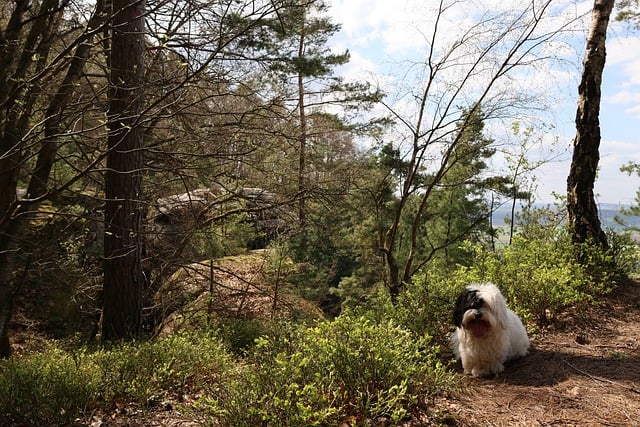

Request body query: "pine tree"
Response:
[102, 0, 146, 341]
[421, 107, 497, 267]
[238, 0, 382, 251]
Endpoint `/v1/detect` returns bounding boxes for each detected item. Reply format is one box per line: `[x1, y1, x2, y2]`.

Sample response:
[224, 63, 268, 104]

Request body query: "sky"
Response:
[326, 0, 640, 205]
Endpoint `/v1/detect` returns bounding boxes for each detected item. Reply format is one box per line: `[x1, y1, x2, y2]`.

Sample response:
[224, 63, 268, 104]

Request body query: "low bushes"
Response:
[3, 225, 633, 425]
[0, 333, 231, 425]
[0, 317, 457, 426]
[364, 230, 636, 346]
[383, 232, 635, 335]
[208, 315, 455, 426]
[460, 234, 632, 323]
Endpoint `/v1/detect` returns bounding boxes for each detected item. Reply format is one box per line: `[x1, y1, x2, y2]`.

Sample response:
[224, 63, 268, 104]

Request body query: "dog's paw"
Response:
[490, 363, 505, 374]
[470, 368, 489, 377]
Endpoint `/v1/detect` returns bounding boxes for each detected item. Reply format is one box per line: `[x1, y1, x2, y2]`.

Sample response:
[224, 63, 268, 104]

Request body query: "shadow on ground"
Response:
[495, 345, 640, 388]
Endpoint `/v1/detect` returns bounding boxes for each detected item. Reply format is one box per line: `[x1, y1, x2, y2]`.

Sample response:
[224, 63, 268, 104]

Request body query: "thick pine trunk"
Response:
[566, 0, 613, 249]
[102, 0, 146, 341]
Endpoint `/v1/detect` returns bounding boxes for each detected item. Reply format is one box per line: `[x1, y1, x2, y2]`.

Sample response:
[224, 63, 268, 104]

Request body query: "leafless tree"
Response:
[375, 0, 583, 298]
[566, 0, 614, 250]
[0, 0, 110, 357]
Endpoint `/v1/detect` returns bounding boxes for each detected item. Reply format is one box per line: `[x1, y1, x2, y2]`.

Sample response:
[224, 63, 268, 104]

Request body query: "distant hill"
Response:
[597, 203, 640, 229]
[491, 203, 640, 230]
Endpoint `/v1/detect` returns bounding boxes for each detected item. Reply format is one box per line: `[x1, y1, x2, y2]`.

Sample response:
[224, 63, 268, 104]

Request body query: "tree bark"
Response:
[566, 0, 613, 249]
[102, 0, 146, 341]
[297, 27, 308, 252]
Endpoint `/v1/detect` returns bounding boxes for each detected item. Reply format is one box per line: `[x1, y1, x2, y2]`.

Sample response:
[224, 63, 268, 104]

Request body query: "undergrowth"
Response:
[0, 333, 231, 425]
[459, 232, 634, 323]
[206, 316, 456, 426]
[0, 317, 457, 426]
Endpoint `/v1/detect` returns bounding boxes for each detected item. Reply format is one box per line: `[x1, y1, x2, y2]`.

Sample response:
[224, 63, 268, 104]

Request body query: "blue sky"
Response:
[327, 0, 640, 205]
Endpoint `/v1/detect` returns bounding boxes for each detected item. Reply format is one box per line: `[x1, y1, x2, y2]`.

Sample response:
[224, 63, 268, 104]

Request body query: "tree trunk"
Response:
[297, 28, 308, 251]
[102, 0, 146, 341]
[566, 0, 613, 250]
[0, 0, 69, 357]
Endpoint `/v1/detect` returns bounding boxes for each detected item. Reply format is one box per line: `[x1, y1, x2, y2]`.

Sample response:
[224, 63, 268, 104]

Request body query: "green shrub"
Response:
[356, 275, 463, 344]
[0, 333, 231, 425]
[467, 236, 587, 322]
[450, 233, 627, 323]
[210, 315, 456, 426]
[93, 332, 231, 403]
[214, 317, 271, 356]
[385, 227, 632, 332]
[606, 230, 640, 278]
[0, 347, 100, 425]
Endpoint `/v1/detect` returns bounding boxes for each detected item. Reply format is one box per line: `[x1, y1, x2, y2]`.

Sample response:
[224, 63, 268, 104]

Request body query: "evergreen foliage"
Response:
[0, 319, 456, 426]
[616, 162, 640, 231]
[210, 315, 454, 426]
[616, 0, 640, 28]
[0, 333, 231, 425]
[1, 209, 636, 424]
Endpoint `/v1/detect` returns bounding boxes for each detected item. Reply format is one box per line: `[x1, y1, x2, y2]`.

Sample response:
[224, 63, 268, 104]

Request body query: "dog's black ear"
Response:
[453, 289, 470, 327]
[453, 288, 482, 327]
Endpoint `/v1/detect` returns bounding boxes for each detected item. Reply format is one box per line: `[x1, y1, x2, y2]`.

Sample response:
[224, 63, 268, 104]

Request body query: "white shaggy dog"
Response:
[451, 283, 529, 377]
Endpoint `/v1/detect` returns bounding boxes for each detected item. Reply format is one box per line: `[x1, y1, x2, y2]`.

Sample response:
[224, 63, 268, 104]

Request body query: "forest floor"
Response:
[81, 279, 640, 426]
[411, 278, 640, 427]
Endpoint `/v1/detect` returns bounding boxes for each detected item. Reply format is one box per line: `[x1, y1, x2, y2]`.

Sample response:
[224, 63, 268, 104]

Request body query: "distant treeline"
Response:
[491, 203, 640, 229]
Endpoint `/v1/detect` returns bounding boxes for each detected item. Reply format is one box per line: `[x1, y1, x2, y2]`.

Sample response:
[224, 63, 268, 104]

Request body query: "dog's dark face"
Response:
[453, 288, 484, 327]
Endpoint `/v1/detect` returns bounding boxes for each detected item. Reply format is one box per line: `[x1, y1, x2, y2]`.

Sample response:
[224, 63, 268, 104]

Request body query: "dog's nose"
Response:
[474, 312, 482, 319]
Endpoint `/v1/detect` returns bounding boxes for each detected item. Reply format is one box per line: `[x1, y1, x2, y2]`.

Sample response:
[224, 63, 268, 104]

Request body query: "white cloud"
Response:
[600, 139, 640, 163]
[607, 90, 640, 105]
[603, 38, 640, 118]
[594, 139, 640, 203]
[622, 59, 640, 86]
[606, 91, 640, 119]
[605, 37, 640, 67]
[536, 167, 567, 199]
[330, 0, 414, 44]
[533, 138, 640, 205]
[625, 104, 640, 119]
[334, 49, 378, 80]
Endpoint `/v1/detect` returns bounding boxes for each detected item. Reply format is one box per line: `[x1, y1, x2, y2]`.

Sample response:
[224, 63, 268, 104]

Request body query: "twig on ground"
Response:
[562, 360, 640, 395]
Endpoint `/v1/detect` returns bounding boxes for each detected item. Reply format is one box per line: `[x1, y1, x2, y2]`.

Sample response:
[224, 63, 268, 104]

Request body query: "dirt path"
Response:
[424, 280, 640, 426]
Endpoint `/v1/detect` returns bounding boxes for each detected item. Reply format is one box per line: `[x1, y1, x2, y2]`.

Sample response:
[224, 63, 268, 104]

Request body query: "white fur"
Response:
[451, 283, 529, 377]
